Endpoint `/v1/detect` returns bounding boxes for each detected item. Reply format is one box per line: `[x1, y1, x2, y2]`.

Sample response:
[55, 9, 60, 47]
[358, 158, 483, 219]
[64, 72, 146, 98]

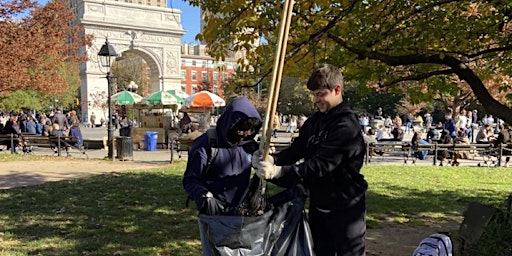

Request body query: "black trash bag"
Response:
[198, 186, 314, 256]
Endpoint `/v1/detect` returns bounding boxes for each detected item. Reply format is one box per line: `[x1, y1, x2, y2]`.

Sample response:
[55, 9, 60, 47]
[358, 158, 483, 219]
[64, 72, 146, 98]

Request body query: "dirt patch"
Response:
[0, 159, 165, 189]
[0, 159, 460, 255]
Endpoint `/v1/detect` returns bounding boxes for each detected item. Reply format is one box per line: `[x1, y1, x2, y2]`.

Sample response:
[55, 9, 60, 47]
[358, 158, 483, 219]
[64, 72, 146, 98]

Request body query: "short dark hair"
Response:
[306, 63, 343, 91]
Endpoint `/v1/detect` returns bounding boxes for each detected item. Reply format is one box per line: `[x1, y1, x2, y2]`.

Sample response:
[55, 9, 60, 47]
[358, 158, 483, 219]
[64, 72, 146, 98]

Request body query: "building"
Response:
[180, 44, 238, 96]
[112, 0, 166, 8]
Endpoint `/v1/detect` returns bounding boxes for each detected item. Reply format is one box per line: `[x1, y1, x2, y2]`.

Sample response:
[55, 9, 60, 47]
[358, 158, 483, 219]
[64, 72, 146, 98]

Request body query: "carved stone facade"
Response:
[74, 0, 185, 123]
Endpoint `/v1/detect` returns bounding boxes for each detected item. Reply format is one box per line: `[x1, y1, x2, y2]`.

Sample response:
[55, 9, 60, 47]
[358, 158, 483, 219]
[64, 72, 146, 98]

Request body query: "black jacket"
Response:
[274, 101, 368, 211]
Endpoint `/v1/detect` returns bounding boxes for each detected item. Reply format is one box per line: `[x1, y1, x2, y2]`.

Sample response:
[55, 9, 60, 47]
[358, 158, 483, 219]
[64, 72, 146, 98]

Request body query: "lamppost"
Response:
[127, 81, 138, 92]
[97, 38, 118, 160]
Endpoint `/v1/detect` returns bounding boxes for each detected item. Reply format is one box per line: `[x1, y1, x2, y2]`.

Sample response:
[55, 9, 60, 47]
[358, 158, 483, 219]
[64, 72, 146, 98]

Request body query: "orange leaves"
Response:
[0, 0, 91, 96]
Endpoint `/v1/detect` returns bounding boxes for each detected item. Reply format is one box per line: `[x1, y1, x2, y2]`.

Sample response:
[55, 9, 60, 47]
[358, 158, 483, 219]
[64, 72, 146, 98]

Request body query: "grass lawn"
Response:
[0, 159, 511, 255]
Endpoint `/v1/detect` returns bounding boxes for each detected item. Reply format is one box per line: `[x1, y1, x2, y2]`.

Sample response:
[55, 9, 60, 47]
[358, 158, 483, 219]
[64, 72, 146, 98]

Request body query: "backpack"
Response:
[185, 128, 218, 207]
[412, 233, 453, 256]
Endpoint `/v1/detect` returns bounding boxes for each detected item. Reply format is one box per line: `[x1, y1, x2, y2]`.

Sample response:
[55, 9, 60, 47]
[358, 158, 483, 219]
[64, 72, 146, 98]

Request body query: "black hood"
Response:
[214, 96, 262, 147]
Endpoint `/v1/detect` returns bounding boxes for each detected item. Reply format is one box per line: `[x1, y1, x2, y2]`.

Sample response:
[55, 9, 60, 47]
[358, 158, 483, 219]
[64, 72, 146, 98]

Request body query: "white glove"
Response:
[255, 159, 282, 179]
[203, 191, 213, 198]
[252, 150, 275, 167]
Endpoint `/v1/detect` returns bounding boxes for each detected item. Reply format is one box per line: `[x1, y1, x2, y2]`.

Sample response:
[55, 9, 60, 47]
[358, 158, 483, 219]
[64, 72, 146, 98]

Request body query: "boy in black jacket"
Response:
[253, 64, 367, 256]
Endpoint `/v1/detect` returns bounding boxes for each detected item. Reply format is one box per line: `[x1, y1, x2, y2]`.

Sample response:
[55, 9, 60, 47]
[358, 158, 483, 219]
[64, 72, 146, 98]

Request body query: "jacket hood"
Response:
[215, 96, 262, 147]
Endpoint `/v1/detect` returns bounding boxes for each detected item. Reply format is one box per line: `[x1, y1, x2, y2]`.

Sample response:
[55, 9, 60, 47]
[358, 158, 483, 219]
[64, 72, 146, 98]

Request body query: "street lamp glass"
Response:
[97, 38, 117, 69]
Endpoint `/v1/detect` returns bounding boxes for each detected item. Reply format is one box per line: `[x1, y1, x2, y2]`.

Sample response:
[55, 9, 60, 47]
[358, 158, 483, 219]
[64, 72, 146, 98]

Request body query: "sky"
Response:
[37, 0, 201, 44]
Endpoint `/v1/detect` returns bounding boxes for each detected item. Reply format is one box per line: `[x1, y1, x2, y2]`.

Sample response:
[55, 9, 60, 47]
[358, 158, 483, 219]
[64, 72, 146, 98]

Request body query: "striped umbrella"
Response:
[185, 91, 226, 108]
[111, 90, 143, 105]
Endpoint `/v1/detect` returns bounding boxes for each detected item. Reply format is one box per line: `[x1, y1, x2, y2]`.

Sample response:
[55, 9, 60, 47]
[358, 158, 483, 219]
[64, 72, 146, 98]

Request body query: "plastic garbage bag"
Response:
[198, 186, 314, 256]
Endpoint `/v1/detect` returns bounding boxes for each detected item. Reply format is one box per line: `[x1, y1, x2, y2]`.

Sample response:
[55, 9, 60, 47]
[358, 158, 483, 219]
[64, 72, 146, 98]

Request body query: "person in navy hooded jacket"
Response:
[183, 96, 262, 215]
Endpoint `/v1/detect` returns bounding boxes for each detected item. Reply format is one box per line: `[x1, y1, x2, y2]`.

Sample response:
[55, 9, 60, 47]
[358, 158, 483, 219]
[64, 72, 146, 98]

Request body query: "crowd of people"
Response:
[0, 108, 84, 153]
[360, 105, 511, 164]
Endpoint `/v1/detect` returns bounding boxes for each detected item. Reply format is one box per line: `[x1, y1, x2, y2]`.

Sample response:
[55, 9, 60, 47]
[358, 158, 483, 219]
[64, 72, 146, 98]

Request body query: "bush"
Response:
[462, 196, 512, 256]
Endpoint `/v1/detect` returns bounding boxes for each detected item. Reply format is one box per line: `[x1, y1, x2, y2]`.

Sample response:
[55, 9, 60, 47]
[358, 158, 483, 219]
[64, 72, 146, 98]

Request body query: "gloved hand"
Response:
[252, 150, 275, 168]
[203, 191, 213, 198]
[255, 158, 282, 179]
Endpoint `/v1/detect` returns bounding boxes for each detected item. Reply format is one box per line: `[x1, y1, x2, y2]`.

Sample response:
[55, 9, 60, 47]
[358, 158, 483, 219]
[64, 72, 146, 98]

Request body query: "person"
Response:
[50, 123, 70, 155]
[411, 131, 428, 160]
[52, 108, 68, 135]
[253, 64, 367, 256]
[476, 124, 495, 144]
[437, 129, 453, 166]
[183, 123, 202, 141]
[183, 96, 263, 215]
[90, 112, 96, 128]
[68, 122, 84, 148]
[179, 112, 192, 133]
[426, 123, 442, 143]
[444, 112, 457, 138]
[25, 116, 37, 134]
[271, 112, 280, 138]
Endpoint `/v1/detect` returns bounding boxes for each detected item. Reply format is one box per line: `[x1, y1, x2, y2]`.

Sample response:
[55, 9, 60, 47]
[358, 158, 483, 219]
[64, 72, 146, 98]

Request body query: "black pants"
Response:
[309, 194, 366, 256]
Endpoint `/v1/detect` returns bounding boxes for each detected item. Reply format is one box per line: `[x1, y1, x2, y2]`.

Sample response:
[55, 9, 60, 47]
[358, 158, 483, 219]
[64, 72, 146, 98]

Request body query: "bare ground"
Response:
[0, 159, 461, 255]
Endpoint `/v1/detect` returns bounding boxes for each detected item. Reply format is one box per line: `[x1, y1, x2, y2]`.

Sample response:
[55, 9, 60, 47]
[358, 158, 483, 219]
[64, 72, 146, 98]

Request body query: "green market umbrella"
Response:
[165, 90, 187, 104]
[111, 90, 143, 105]
[143, 91, 179, 105]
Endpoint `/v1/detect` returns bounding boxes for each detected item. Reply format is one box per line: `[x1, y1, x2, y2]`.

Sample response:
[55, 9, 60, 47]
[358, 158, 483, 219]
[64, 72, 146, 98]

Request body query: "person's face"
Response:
[311, 84, 342, 113]
[228, 120, 256, 144]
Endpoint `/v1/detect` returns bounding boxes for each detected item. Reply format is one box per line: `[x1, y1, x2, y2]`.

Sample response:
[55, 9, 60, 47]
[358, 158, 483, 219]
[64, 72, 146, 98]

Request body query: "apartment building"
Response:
[180, 44, 238, 97]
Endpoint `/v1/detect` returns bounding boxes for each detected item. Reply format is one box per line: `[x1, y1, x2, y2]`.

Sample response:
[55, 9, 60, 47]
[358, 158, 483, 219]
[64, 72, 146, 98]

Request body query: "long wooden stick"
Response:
[259, 0, 295, 161]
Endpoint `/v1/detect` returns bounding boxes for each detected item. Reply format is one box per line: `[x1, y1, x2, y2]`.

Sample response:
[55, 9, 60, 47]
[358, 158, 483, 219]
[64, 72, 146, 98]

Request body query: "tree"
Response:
[192, 0, 512, 124]
[0, 0, 92, 95]
[111, 56, 149, 95]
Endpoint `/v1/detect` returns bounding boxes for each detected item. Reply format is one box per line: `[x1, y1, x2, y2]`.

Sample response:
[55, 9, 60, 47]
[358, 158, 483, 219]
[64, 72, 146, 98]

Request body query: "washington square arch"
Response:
[73, 0, 185, 124]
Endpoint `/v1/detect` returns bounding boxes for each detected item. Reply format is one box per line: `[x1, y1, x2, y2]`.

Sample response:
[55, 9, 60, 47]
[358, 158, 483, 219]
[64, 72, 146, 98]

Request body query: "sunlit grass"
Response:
[0, 160, 511, 255]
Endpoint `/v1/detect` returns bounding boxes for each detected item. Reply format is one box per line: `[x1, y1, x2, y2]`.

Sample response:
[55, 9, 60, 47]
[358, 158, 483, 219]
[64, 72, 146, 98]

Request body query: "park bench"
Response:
[402, 143, 498, 166]
[0, 134, 21, 153]
[365, 141, 408, 164]
[21, 134, 88, 158]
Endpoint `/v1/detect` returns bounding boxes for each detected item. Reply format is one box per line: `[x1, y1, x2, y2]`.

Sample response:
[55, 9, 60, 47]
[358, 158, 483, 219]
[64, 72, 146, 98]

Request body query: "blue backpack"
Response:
[412, 233, 453, 256]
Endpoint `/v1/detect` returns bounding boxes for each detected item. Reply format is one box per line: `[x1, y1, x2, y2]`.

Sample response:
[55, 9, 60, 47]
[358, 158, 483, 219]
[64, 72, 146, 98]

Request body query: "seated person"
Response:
[363, 128, 381, 156]
[183, 123, 202, 141]
[426, 126, 441, 143]
[475, 124, 495, 144]
[437, 129, 453, 165]
[50, 123, 70, 154]
[376, 125, 393, 141]
[68, 122, 84, 148]
[411, 131, 429, 160]
[454, 129, 471, 160]
[391, 126, 404, 141]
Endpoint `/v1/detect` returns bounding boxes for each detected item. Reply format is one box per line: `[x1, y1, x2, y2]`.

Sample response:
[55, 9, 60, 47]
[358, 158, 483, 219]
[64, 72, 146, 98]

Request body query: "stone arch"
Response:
[75, 0, 185, 125]
[117, 47, 163, 94]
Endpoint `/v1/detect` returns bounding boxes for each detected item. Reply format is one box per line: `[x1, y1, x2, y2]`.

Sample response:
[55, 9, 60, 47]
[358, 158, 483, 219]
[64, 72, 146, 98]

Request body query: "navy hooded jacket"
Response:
[182, 96, 262, 210]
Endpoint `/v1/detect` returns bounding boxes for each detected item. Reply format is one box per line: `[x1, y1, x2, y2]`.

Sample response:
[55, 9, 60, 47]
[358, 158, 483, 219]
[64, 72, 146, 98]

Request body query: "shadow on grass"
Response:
[0, 168, 509, 255]
[0, 170, 201, 255]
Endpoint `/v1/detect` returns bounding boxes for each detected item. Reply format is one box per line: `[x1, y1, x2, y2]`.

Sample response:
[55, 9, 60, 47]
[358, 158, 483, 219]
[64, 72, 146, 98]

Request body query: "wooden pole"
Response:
[259, 0, 295, 161]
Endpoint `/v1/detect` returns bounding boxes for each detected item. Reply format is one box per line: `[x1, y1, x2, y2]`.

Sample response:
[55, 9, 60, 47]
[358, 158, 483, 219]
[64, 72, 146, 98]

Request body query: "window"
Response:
[192, 60, 196, 66]
[181, 70, 186, 80]
[192, 85, 198, 93]
[191, 71, 197, 81]
[201, 71, 207, 81]
[223, 72, 228, 81]
[213, 72, 218, 82]
[214, 86, 218, 94]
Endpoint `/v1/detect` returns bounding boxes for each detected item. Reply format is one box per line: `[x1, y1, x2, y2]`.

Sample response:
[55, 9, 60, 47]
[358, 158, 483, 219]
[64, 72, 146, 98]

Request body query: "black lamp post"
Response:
[97, 38, 118, 160]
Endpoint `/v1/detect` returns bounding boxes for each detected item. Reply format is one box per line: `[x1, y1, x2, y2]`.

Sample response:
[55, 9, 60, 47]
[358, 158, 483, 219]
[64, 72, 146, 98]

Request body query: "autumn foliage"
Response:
[0, 0, 92, 95]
